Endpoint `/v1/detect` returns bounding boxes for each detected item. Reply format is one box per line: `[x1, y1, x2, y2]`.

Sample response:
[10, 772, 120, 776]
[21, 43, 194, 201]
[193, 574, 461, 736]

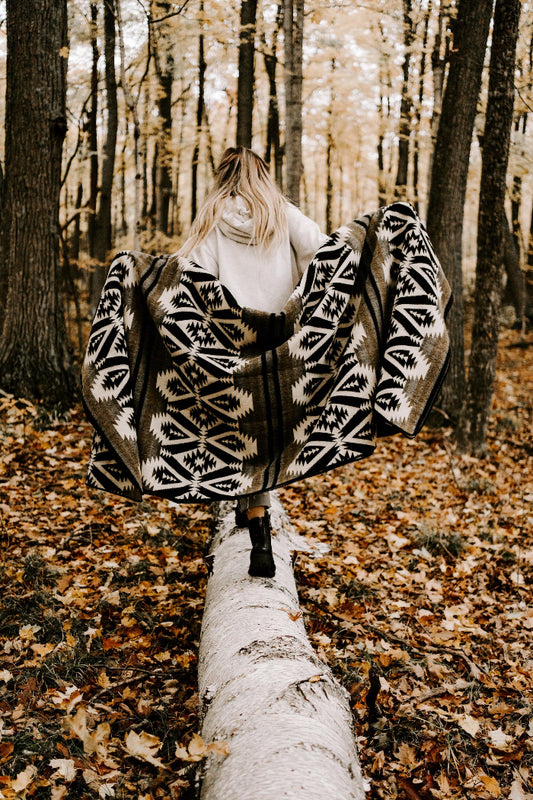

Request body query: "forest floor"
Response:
[0, 327, 531, 800]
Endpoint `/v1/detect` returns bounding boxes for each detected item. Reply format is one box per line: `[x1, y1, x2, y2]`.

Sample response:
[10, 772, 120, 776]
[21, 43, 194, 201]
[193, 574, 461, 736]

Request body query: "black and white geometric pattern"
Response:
[82, 202, 451, 502]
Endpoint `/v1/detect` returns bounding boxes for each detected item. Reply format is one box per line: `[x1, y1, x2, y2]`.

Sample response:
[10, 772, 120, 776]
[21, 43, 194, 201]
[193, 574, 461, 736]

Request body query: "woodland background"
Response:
[0, 1, 532, 799]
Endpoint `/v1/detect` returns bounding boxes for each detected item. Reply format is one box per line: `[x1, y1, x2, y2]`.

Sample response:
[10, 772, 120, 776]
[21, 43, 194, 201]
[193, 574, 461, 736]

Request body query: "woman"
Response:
[179, 146, 326, 578]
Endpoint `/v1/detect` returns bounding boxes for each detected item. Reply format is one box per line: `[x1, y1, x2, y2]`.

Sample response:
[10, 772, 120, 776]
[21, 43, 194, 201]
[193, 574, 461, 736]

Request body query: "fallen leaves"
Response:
[0, 402, 209, 798]
[124, 730, 165, 767]
[458, 714, 481, 738]
[174, 733, 230, 762]
[0, 331, 531, 799]
[64, 707, 111, 758]
[279, 330, 533, 799]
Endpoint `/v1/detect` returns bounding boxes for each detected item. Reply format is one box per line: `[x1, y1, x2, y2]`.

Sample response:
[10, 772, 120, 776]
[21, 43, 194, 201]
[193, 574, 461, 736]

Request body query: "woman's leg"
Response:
[237, 493, 275, 577]
[237, 492, 271, 519]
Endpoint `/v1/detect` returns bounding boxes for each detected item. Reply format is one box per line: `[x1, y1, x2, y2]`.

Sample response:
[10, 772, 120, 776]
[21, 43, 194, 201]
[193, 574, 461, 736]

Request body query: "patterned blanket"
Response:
[82, 202, 451, 503]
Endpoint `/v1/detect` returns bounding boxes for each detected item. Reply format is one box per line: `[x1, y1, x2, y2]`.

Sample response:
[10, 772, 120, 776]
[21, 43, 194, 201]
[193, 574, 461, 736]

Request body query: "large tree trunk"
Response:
[92, 0, 118, 309]
[236, 0, 258, 148]
[0, 0, 76, 407]
[283, 0, 304, 204]
[426, 0, 493, 424]
[457, 0, 521, 455]
[197, 498, 365, 800]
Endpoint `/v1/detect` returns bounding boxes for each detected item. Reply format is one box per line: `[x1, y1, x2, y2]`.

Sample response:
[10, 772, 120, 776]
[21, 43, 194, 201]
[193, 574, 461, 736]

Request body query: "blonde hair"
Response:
[179, 147, 288, 256]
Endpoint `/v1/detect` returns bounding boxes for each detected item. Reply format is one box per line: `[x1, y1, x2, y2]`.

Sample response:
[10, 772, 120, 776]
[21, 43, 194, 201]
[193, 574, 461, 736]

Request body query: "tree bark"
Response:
[197, 497, 365, 800]
[153, 0, 174, 234]
[325, 60, 335, 232]
[394, 0, 414, 198]
[119, 130, 128, 237]
[376, 22, 392, 207]
[527, 201, 533, 312]
[426, 0, 493, 424]
[70, 182, 83, 261]
[87, 1, 99, 259]
[503, 214, 529, 322]
[116, 0, 144, 249]
[283, 0, 304, 204]
[427, 6, 449, 195]
[262, 2, 283, 187]
[92, 0, 118, 309]
[0, 0, 76, 407]
[191, 3, 206, 223]
[413, 2, 431, 213]
[236, 0, 258, 148]
[457, 0, 521, 455]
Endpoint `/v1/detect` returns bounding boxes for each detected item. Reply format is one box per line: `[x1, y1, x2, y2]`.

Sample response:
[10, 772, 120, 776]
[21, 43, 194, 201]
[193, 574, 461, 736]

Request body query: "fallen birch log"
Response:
[196, 495, 366, 800]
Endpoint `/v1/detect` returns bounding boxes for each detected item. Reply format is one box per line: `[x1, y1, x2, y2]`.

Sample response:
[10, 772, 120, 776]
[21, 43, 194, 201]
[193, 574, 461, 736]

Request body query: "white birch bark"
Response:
[197, 495, 366, 800]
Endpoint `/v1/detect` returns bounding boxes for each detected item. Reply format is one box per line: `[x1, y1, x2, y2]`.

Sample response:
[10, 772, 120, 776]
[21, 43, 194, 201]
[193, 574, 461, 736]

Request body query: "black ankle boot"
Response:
[248, 514, 276, 578]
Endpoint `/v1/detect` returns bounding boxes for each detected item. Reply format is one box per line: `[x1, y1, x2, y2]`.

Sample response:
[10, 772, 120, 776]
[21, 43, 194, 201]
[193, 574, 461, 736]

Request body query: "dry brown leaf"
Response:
[64, 707, 110, 757]
[49, 758, 76, 781]
[487, 727, 514, 751]
[458, 714, 480, 738]
[11, 764, 38, 793]
[479, 773, 501, 797]
[206, 740, 230, 758]
[124, 730, 165, 768]
[396, 742, 419, 770]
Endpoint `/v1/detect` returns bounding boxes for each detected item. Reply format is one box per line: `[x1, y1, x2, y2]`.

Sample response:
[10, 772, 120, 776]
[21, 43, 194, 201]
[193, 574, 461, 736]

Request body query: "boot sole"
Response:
[249, 550, 276, 578]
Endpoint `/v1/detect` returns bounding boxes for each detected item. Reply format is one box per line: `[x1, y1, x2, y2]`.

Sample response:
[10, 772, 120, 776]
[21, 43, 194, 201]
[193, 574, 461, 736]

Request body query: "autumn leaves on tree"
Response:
[0, 0, 532, 450]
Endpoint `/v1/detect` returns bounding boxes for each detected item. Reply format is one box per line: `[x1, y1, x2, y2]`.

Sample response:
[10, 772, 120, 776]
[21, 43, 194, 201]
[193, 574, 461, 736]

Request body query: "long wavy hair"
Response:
[179, 147, 288, 256]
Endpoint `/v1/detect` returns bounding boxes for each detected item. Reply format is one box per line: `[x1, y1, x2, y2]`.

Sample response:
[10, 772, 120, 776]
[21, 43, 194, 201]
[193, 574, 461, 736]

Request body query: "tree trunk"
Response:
[426, 0, 493, 424]
[92, 0, 118, 309]
[503, 214, 529, 322]
[191, 3, 206, 223]
[262, 2, 283, 187]
[141, 87, 149, 225]
[456, 0, 521, 455]
[236, 0, 258, 148]
[325, 60, 335, 232]
[0, 0, 76, 407]
[394, 0, 414, 198]
[197, 497, 365, 800]
[527, 201, 533, 313]
[119, 134, 128, 237]
[376, 23, 392, 207]
[283, 0, 304, 204]
[70, 182, 83, 261]
[150, 140, 158, 227]
[427, 6, 449, 194]
[153, 0, 174, 235]
[413, 3, 431, 213]
[173, 84, 189, 238]
[0, 161, 6, 332]
[87, 1, 99, 259]
[116, 0, 143, 249]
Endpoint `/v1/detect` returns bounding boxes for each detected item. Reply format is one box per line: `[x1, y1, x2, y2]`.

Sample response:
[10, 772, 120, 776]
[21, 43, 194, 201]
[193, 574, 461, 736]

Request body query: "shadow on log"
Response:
[196, 495, 366, 800]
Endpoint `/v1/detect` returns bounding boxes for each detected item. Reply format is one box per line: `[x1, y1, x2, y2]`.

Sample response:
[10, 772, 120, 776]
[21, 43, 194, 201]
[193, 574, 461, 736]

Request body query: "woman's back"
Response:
[186, 194, 326, 312]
